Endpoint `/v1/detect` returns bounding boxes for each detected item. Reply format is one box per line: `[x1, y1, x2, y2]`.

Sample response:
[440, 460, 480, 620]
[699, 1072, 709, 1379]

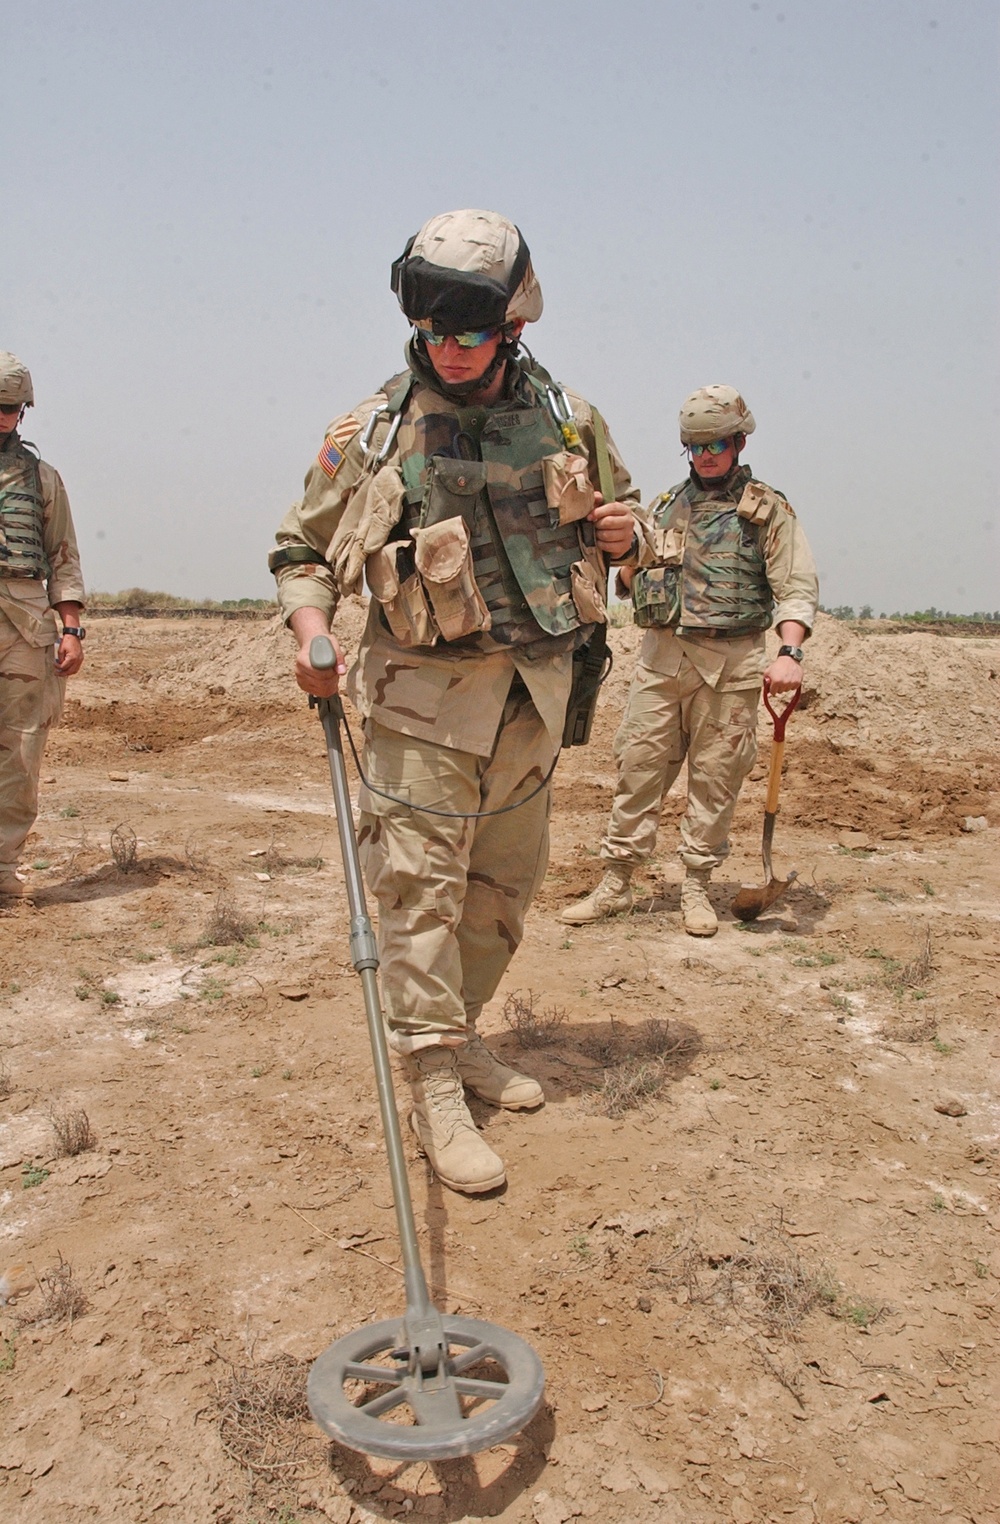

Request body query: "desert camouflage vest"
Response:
[0, 436, 47, 579]
[392, 371, 595, 646]
[632, 466, 773, 634]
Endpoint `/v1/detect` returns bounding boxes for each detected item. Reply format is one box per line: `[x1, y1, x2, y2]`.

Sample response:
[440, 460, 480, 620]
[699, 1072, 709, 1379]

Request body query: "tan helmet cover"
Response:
[0, 352, 34, 408]
[407, 209, 543, 324]
[679, 384, 755, 445]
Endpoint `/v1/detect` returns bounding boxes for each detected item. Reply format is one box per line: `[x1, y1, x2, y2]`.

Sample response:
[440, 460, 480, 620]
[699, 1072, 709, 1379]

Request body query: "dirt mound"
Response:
[148, 595, 370, 703]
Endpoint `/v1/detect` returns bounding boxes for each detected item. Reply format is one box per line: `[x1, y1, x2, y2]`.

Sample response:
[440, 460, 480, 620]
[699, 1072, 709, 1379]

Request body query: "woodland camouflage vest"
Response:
[632, 466, 774, 634]
[0, 436, 47, 579]
[391, 369, 601, 648]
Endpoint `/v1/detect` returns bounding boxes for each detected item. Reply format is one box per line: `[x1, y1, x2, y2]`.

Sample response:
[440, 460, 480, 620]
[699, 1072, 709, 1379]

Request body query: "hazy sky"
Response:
[6, 0, 998, 611]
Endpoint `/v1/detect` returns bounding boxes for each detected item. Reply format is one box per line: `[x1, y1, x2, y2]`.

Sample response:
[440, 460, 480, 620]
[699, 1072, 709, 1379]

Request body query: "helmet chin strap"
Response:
[409, 332, 520, 401]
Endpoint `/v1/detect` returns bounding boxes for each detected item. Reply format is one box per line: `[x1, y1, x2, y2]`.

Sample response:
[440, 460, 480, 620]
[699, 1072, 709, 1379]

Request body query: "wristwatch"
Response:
[62, 626, 86, 640]
[777, 644, 804, 663]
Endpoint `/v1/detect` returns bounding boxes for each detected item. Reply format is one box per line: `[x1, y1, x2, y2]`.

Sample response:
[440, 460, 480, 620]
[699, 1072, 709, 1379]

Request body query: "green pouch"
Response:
[631, 565, 681, 628]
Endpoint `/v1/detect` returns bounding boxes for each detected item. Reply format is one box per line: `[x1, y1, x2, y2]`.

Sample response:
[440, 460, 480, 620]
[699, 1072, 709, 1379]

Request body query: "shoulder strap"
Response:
[589, 407, 616, 504]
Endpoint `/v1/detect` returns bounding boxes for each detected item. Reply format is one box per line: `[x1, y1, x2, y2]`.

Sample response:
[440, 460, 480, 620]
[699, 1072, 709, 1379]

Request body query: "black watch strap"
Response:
[62, 626, 86, 640]
[777, 643, 803, 662]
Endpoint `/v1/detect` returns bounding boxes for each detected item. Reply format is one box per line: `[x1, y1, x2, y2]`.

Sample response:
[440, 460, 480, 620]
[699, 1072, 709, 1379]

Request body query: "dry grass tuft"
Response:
[110, 823, 138, 873]
[599, 1059, 669, 1117]
[201, 894, 259, 947]
[49, 1107, 97, 1157]
[648, 1217, 835, 1339]
[579, 1018, 701, 1115]
[897, 929, 933, 989]
[0, 1055, 12, 1100]
[502, 989, 567, 1047]
[215, 1352, 314, 1478]
[18, 1254, 88, 1327]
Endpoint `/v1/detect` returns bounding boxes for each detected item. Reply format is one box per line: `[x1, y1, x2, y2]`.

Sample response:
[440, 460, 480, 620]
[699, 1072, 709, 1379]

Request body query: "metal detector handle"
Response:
[309, 635, 431, 1319]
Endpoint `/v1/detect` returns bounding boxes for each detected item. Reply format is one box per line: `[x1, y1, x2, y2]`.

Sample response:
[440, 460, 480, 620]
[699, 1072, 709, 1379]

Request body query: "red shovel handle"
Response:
[763, 676, 801, 742]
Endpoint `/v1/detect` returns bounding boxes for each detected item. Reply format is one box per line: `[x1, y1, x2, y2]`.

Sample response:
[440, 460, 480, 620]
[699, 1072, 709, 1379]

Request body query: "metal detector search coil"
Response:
[304, 635, 545, 1460]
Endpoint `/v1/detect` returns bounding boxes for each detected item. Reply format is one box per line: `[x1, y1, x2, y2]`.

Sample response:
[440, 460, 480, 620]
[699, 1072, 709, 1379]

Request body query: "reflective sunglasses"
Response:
[420, 327, 500, 349]
[0, 402, 23, 415]
[689, 439, 733, 457]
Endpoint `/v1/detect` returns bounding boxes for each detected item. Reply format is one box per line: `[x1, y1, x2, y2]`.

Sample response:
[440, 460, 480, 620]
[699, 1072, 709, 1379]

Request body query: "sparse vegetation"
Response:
[17, 1254, 87, 1327]
[502, 989, 567, 1047]
[200, 895, 260, 948]
[21, 1164, 49, 1189]
[49, 1107, 97, 1157]
[214, 1352, 313, 1480]
[0, 1055, 12, 1100]
[110, 823, 138, 873]
[580, 1019, 701, 1116]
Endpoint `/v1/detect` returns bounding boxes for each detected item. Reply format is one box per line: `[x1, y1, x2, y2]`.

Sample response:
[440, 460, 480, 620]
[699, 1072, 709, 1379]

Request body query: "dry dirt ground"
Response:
[1, 610, 998, 1524]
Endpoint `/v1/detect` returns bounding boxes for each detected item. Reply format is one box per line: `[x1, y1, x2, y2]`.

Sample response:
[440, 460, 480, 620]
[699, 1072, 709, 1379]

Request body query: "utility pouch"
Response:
[562, 625, 612, 748]
[569, 558, 607, 625]
[542, 451, 595, 526]
[631, 565, 681, 628]
[366, 539, 437, 648]
[421, 456, 488, 530]
[412, 517, 491, 642]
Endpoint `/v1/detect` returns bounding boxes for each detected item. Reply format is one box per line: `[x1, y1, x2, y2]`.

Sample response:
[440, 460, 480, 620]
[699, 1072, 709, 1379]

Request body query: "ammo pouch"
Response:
[631, 565, 681, 628]
[542, 451, 595, 526]
[562, 625, 612, 748]
[366, 539, 436, 648]
[412, 518, 491, 641]
[422, 456, 487, 529]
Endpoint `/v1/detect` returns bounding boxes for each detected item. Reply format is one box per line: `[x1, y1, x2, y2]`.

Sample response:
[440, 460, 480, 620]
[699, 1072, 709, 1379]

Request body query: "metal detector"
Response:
[305, 635, 545, 1460]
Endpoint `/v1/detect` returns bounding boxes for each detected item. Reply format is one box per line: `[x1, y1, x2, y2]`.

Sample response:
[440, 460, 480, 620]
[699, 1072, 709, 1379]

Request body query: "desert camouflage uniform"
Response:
[274, 348, 636, 1050]
[0, 434, 86, 872]
[603, 464, 817, 873]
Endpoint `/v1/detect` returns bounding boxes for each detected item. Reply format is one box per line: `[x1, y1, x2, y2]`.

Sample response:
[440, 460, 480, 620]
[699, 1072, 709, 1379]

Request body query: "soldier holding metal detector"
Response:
[562, 384, 818, 936]
[271, 210, 637, 1195]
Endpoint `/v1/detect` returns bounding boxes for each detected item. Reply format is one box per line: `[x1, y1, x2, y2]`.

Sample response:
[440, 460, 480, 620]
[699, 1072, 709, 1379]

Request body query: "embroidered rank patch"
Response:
[318, 437, 344, 479]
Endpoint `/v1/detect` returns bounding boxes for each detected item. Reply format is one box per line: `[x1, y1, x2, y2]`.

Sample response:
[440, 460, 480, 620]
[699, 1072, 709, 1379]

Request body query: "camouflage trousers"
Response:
[601, 655, 759, 874]
[357, 681, 554, 1054]
[0, 629, 64, 871]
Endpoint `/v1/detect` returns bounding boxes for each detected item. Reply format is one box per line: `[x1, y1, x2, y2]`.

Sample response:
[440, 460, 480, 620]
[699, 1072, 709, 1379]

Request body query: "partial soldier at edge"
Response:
[270, 210, 638, 1194]
[562, 384, 818, 936]
[0, 352, 86, 897]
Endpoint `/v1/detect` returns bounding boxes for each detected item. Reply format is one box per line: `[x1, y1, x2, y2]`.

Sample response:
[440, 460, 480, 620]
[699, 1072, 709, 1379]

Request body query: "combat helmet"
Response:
[679, 384, 755, 445]
[392, 209, 543, 336]
[0, 352, 34, 409]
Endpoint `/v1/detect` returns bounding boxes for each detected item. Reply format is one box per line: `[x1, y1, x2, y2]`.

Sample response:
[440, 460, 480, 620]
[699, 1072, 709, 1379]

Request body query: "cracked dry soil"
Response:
[0, 610, 998, 1524]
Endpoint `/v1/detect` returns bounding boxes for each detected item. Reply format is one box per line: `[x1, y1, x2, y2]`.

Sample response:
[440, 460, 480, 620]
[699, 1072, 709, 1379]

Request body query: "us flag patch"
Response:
[318, 436, 345, 479]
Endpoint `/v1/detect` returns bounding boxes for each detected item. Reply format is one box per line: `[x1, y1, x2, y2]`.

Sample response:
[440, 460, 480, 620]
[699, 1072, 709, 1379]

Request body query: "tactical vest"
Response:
[387, 368, 603, 648]
[632, 467, 774, 635]
[0, 436, 47, 579]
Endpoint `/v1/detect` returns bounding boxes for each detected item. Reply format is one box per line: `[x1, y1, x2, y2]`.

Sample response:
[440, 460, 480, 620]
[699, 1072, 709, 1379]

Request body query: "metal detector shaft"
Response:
[308, 637, 430, 1320]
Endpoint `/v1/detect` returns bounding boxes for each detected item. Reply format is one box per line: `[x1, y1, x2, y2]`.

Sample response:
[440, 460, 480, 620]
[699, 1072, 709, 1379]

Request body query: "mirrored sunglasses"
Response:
[420, 328, 500, 350]
[689, 439, 732, 457]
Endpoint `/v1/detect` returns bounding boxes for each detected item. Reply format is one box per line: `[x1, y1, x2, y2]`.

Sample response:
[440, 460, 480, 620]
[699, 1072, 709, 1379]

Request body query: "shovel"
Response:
[304, 636, 545, 1460]
[731, 678, 802, 922]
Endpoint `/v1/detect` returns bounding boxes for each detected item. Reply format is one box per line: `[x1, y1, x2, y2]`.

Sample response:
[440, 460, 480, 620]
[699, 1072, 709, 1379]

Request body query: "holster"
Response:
[561, 625, 612, 748]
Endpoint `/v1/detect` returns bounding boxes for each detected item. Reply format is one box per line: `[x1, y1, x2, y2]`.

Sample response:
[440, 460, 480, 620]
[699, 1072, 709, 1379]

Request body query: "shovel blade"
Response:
[731, 869, 798, 922]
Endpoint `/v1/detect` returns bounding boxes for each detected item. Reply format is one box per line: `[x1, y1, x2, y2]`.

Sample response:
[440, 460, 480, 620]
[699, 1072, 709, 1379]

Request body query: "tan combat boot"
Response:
[405, 1046, 506, 1194]
[681, 868, 718, 936]
[456, 1027, 544, 1110]
[0, 868, 29, 898]
[559, 863, 633, 926]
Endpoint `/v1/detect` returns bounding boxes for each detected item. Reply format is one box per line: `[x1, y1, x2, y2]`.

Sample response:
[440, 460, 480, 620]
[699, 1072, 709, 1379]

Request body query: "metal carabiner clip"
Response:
[359, 407, 403, 465]
[547, 386, 583, 449]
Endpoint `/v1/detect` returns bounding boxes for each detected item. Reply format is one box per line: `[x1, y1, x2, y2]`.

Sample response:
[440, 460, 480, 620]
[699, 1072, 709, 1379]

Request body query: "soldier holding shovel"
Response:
[562, 385, 818, 936]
